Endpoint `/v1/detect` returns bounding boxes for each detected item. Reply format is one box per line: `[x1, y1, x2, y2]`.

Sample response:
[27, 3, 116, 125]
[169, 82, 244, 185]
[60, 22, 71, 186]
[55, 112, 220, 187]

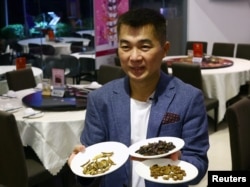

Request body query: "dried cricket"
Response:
[81, 151, 116, 175]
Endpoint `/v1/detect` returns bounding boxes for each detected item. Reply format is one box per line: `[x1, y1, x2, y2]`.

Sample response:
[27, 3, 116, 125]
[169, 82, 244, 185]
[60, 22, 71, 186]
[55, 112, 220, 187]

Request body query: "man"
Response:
[68, 8, 209, 187]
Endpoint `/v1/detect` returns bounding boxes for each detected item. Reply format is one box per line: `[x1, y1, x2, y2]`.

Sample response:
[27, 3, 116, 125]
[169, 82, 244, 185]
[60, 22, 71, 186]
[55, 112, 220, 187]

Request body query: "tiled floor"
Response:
[191, 120, 231, 187]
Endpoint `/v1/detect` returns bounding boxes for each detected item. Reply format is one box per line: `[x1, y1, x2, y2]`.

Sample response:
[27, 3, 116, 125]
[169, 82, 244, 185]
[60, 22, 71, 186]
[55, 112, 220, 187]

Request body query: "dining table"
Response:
[0, 66, 43, 95]
[163, 55, 250, 122]
[18, 37, 90, 55]
[75, 30, 95, 37]
[0, 87, 87, 175]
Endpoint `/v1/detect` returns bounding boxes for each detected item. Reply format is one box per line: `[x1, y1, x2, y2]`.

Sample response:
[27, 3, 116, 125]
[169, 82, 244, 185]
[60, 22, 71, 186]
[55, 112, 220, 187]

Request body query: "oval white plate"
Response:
[129, 137, 185, 159]
[135, 158, 198, 184]
[70, 141, 129, 177]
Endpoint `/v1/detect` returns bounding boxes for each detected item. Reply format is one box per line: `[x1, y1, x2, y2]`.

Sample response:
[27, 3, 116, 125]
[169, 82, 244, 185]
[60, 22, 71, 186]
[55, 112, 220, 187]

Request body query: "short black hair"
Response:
[117, 8, 167, 45]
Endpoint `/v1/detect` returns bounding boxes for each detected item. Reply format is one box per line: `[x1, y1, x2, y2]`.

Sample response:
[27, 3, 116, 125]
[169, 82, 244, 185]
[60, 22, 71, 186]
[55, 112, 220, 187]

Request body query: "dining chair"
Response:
[60, 54, 80, 84]
[97, 64, 126, 85]
[114, 56, 121, 66]
[211, 42, 235, 57]
[225, 97, 250, 170]
[28, 43, 42, 58]
[185, 41, 208, 55]
[77, 57, 97, 84]
[0, 53, 11, 65]
[171, 62, 219, 131]
[43, 57, 64, 79]
[0, 110, 54, 187]
[161, 62, 168, 74]
[41, 44, 56, 56]
[9, 40, 24, 57]
[235, 43, 250, 60]
[70, 41, 84, 53]
[6, 68, 37, 91]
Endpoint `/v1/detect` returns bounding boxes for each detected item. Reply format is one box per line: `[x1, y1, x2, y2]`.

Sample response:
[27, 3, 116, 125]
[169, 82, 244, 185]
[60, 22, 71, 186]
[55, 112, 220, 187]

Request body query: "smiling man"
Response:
[68, 8, 209, 187]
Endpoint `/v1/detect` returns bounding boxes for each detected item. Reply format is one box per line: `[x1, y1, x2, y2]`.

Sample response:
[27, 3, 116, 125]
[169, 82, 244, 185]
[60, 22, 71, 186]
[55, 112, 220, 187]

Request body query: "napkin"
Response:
[23, 108, 42, 118]
[3, 90, 17, 98]
[86, 81, 102, 89]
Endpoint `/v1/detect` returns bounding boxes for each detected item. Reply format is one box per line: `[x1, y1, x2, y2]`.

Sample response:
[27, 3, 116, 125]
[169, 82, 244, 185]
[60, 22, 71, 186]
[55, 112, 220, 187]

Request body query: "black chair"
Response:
[77, 57, 96, 84]
[41, 44, 56, 56]
[114, 56, 121, 66]
[235, 43, 250, 60]
[9, 40, 24, 57]
[0, 110, 53, 187]
[43, 57, 64, 79]
[161, 62, 168, 74]
[171, 62, 219, 131]
[60, 54, 80, 84]
[0, 53, 11, 65]
[211, 42, 235, 57]
[97, 64, 126, 85]
[28, 43, 42, 58]
[226, 97, 250, 170]
[70, 41, 84, 53]
[185, 41, 208, 55]
[6, 68, 37, 91]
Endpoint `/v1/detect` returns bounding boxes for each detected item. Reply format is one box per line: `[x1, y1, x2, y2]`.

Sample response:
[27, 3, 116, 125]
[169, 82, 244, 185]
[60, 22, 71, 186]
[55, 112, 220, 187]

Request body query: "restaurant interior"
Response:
[1, 0, 250, 187]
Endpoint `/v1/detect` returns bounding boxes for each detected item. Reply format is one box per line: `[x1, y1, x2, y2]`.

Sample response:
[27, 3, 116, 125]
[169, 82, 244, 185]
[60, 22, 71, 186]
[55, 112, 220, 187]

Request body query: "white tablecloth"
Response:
[163, 56, 250, 122]
[0, 88, 86, 175]
[18, 37, 90, 55]
[0, 66, 43, 95]
[75, 30, 95, 37]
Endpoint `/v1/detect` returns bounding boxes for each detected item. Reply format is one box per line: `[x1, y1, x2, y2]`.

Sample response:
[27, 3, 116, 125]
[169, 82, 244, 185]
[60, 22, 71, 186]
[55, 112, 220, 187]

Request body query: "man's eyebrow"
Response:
[119, 39, 129, 43]
[119, 39, 153, 44]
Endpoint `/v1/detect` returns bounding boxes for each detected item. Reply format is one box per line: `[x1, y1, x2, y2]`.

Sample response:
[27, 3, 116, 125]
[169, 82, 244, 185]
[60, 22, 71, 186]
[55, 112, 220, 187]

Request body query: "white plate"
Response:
[23, 112, 44, 119]
[70, 141, 129, 177]
[129, 137, 185, 159]
[135, 158, 198, 184]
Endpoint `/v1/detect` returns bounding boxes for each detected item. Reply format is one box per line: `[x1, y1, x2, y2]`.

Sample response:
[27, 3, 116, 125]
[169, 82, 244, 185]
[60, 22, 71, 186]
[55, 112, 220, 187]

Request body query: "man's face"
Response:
[118, 24, 169, 83]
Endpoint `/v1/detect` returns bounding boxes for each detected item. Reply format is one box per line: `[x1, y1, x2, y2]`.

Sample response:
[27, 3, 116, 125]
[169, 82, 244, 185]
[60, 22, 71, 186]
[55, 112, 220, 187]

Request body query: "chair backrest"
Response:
[0, 53, 11, 65]
[114, 56, 121, 66]
[212, 42, 235, 57]
[6, 68, 37, 91]
[41, 44, 55, 56]
[171, 62, 203, 90]
[70, 41, 83, 53]
[43, 57, 64, 78]
[60, 54, 80, 77]
[78, 57, 96, 74]
[97, 64, 126, 85]
[226, 97, 250, 170]
[185, 41, 208, 55]
[28, 43, 42, 56]
[161, 62, 168, 74]
[235, 43, 250, 60]
[0, 111, 28, 187]
[9, 40, 23, 55]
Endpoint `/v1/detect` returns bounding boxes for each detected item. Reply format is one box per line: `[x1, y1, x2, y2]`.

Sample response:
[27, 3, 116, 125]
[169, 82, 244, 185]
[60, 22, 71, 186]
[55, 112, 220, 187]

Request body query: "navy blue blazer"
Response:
[80, 72, 209, 187]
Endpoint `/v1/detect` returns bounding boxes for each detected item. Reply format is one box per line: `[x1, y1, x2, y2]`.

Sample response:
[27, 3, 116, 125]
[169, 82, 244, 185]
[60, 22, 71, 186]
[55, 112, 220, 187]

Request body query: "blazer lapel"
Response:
[147, 73, 176, 138]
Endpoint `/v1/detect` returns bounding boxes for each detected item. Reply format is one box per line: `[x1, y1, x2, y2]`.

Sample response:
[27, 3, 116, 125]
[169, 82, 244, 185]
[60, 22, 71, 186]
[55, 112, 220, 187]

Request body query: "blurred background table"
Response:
[163, 55, 250, 122]
[0, 66, 43, 95]
[18, 37, 90, 55]
[0, 88, 86, 175]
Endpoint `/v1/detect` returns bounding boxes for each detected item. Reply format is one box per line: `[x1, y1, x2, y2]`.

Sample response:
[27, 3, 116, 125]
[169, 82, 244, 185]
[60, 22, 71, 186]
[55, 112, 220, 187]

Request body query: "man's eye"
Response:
[141, 45, 151, 51]
[120, 46, 130, 51]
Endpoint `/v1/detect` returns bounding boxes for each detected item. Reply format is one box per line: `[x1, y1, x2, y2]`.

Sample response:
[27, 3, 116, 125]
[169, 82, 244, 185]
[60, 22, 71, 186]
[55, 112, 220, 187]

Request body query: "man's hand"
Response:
[68, 144, 85, 166]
